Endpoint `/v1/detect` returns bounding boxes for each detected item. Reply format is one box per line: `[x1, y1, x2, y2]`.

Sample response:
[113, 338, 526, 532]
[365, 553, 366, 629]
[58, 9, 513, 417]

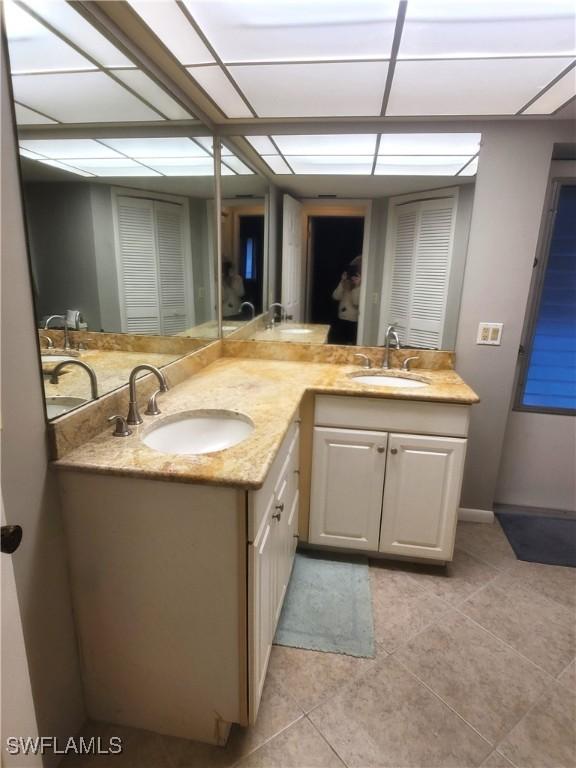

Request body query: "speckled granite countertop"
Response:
[54, 357, 479, 489]
[247, 323, 330, 344]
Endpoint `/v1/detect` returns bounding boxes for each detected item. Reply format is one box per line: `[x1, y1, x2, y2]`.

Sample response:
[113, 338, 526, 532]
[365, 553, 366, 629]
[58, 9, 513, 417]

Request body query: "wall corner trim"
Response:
[458, 507, 495, 523]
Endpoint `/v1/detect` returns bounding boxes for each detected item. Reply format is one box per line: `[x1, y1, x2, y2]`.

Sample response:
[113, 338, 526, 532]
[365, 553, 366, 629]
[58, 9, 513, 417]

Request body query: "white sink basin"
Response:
[279, 328, 313, 335]
[46, 396, 87, 418]
[142, 410, 255, 455]
[350, 373, 429, 389]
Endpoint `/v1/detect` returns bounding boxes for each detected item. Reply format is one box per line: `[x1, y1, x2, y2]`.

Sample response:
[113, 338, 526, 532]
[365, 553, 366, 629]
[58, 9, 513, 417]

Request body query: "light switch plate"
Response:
[477, 322, 503, 345]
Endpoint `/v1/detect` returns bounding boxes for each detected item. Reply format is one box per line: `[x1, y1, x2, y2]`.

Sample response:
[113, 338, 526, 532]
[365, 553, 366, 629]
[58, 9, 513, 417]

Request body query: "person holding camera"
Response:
[329, 256, 361, 345]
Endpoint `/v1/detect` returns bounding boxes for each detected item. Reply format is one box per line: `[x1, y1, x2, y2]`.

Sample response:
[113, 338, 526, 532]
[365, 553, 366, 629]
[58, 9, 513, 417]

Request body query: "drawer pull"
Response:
[377, 445, 386, 453]
[272, 503, 284, 521]
[390, 448, 398, 455]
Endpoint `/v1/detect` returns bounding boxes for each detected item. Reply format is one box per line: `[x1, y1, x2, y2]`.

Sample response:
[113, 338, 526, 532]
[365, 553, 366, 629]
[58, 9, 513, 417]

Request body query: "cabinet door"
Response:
[380, 434, 466, 561]
[309, 427, 388, 551]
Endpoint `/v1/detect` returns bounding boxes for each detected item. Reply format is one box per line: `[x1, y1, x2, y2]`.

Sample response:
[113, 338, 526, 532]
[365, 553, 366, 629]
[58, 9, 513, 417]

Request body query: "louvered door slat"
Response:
[155, 202, 189, 334]
[389, 209, 417, 332]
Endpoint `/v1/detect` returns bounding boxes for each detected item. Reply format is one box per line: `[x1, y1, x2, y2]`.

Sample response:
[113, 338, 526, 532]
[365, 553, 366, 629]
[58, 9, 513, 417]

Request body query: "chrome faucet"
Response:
[39, 334, 54, 349]
[49, 360, 99, 400]
[44, 314, 71, 351]
[382, 324, 400, 369]
[353, 353, 372, 369]
[127, 365, 169, 425]
[239, 301, 255, 320]
[268, 302, 287, 327]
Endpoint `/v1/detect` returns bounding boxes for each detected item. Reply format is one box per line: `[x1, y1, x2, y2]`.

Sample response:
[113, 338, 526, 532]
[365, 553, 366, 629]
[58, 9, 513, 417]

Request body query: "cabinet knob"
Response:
[390, 448, 398, 455]
[377, 446, 386, 453]
[272, 503, 284, 521]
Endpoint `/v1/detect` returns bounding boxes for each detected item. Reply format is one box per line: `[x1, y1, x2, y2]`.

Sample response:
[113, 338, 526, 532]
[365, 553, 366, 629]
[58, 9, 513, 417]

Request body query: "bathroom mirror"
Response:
[235, 132, 480, 349]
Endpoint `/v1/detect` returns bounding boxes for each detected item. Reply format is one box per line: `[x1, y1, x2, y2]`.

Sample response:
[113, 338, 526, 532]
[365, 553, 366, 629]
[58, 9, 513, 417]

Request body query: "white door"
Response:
[380, 434, 466, 561]
[281, 195, 303, 321]
[381, 196, 457, 349]
[309, 427, 388, 551]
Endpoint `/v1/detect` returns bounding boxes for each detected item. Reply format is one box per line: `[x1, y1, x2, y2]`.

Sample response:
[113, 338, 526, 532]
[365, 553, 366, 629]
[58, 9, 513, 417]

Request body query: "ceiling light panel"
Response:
[222, 157, 253, 174]
[126, 0, 214, 65]
[399, 0, 576, 58]
[4, 0, 95, 73]
[20, 0, 134, 67]
[229, 62, 389, 117]
[523, 67, 576, 114]
[19, 139, 123, 159]
[135, 158, 214, 176]
[14, 103, 57, 124]
[111, 69, 193, 119]
[378, 133, 481, 155]
[52, 158, 161, 176]
[387, 58, 574, 115]
[374, 155, 473, 175]
[99, 138, 209, 158]
[458, 157, 479, 176]
[261, 155, 292, 174]
[182, 0, 397, 62]
[287, 156, 374, 174]
[34, 158, 95, 177]
[194, 137, 233, 155]
[188, 66, 253, 117]
[12, 71, 163, 123]
[273, 134, 377, 155]
[246, 136, 277, 154]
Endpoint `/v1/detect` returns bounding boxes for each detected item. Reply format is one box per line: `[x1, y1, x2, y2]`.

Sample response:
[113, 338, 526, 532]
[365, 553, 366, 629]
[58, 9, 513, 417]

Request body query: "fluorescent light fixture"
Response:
[523, 68, 576, 114]
[135, 157, 214, 176]
[112, 70, 193, 120]
[14, 103, 57, 124]
[19, 147, 45, 159]
[387, 58, 574, 115]
[127, 0, 215, 65]
[378, 133, 481, 155]
[374, 155, 473, 175]
[261, 155, 292, 174]
[246, 136, 277, 154]
[229, 61, 388, 117]
[182, 0, 397, 62]
[273, 134, 377, 155]
[34, 158, 95, 177]
[458, 157, 479, 176]
[399, 0, 576, 58]
[99, 138, 209, 158]
[19, 139, 123, 159]
[222, 157, 254, 174]
[287, 155, 374, 174]
[188, 66, 253, 118]
[50, 158, 161, 176]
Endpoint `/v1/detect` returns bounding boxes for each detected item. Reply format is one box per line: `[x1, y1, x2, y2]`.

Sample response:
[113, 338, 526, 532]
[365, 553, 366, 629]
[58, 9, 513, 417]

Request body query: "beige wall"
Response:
[1, 41, 85, 765]
[455, 121, 574, 512]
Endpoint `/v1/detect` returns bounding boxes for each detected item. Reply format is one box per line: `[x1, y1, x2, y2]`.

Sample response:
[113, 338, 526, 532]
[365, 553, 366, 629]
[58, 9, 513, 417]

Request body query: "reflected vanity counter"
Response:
[247, 322, 330, 344]
[177, 319, 240, 339]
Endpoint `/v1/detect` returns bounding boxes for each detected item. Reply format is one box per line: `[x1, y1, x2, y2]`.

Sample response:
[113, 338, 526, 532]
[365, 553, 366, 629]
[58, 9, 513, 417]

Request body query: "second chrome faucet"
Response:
[126, 365, 169, 425]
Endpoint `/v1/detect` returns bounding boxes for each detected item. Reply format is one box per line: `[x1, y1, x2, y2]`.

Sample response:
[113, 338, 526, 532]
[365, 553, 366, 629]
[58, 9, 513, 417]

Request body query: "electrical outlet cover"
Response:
[477, 322, 503, 345]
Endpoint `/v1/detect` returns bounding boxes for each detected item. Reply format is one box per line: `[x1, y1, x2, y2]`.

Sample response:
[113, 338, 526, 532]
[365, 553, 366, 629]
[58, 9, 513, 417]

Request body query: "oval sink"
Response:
[142, 410, 255, 455]
[46, 396, 87, 418]
[349, 373, 429, 389]
[279, 327, 313, 335]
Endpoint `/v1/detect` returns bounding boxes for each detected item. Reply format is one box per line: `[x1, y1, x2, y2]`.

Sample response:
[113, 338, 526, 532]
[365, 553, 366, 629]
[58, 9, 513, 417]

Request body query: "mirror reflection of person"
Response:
[222, 260, 245, 318]
[329, 256, 361, 345]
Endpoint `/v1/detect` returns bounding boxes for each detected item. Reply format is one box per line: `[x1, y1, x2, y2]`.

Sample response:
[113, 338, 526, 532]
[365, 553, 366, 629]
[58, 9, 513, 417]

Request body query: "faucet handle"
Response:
[144, 389, 163, 416]
[353, 353, 372, 369]
[108, 415, 132, 437]
[402, 356, 420, 371]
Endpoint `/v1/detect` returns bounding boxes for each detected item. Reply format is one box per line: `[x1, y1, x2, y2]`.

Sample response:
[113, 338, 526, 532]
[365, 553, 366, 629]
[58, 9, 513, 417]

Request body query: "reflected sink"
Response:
[46, 396, 87, 418]
[42, 355, 77, 365]
[279, 328, 313, 335]
[142, 410, 255, 455]
[349, 373, 429, 389]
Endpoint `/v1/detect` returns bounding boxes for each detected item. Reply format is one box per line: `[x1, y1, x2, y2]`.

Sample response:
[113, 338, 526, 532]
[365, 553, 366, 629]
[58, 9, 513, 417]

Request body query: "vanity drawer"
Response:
[248, 418, 299, 542]
[314, 395, 469, 438]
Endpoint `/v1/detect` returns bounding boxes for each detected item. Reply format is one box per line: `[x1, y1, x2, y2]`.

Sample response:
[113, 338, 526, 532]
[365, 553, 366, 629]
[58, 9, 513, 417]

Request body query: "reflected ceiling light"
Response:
[378, 133, 481, 155]
[20, 139, 123, 159]
[33, 158, 95, 177]
[99, 137, 209, 158]
[135, 157, 215, 176]
[523, 67, 576, 114]
[287, 155, 374, 174]
[261, 155, 292, 174]
[246, 136, 277, 154]
[273, 134, 377, 155]
[458, 157, 479, 176]
[374, 155, 473, 175]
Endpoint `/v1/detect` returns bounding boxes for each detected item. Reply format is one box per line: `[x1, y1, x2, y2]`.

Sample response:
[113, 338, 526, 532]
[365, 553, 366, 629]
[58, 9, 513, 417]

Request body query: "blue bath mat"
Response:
[496, 511, 576, 568]
[274, 551, 375, 658]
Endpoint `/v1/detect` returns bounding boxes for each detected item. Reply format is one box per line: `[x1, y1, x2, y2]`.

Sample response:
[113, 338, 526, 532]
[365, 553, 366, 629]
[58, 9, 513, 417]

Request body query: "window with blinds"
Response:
[114, 195, 193, 335]
[384, 196, 457, 349]
[519, 183, 576, 413]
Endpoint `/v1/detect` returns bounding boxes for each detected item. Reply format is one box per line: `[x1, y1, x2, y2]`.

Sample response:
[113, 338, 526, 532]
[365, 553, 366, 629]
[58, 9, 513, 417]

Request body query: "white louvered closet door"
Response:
[156, 201, 191, 335]
[387, 197, 457, 349]
[116, 196, 161, 335]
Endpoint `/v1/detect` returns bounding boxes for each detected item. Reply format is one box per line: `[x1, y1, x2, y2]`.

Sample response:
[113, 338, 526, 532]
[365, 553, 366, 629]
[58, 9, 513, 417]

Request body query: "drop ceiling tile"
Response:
[19, 139, 123, 159]
[273, 134, 377, 155]
[378, 132, 481, 155]
[387, 58, 574, 115]
[229, 61, 389, 117]
[99, 137, 209, 158]
[287, 155, 374, 174]
[111, 69, 193, 119]
[246, 136, 277, 154]
[12, 71, 163, 123]
[58, 158, 161, 176]
[399, 0, 576, 58]
[261, 155, 292, 174]
[374, 155, 473, 175]
[222, 156, 253, 174]
[14, 103, 57, 124]
[127, 0, 214, 65]
[34, 158, 95, 176]
[523, 66, 576, 113]
[188, 66, 253, 117]
[135, 157, 214, 175]
[182, 0, 397, 62]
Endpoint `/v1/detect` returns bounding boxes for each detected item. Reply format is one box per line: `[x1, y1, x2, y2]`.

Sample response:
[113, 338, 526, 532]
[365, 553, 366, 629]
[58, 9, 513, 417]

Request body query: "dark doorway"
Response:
[308, 216, 364, 336]
[238, 215, 265, 314]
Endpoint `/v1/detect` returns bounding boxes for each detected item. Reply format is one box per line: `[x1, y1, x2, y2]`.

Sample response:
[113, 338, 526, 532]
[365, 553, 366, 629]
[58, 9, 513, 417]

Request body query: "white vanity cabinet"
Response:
[309, 396, 469, 562]
[57, 419, 299, 746]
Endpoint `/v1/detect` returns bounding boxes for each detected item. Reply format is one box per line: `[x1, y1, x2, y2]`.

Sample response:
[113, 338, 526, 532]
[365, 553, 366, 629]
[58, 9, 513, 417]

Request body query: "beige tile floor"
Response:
[62, 521, 576, 768]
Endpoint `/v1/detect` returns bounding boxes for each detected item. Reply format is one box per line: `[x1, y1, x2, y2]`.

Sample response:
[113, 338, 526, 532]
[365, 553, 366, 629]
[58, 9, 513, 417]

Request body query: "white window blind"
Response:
[115, 195, 193, 335]
[386, 197, 457, 348]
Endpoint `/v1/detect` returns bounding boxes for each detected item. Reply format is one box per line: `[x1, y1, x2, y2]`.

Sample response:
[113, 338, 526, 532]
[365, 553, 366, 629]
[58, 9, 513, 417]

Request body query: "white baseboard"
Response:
[458, 507, 495, 523]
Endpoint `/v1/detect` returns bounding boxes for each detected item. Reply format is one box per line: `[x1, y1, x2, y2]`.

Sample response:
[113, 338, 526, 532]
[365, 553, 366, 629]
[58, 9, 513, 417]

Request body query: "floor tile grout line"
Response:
[230, 710, 307, 768]
[305, 714, 351, 767]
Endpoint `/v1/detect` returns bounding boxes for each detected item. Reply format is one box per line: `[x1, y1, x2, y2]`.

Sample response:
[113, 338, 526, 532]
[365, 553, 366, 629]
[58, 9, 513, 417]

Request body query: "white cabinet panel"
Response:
[380, 434, 466, 561]
[309, 427, 387, 551]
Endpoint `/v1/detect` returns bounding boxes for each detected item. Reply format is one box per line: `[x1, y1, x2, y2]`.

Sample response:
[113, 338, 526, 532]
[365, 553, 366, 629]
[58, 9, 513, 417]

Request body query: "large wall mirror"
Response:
[232, 132, 480, 350]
